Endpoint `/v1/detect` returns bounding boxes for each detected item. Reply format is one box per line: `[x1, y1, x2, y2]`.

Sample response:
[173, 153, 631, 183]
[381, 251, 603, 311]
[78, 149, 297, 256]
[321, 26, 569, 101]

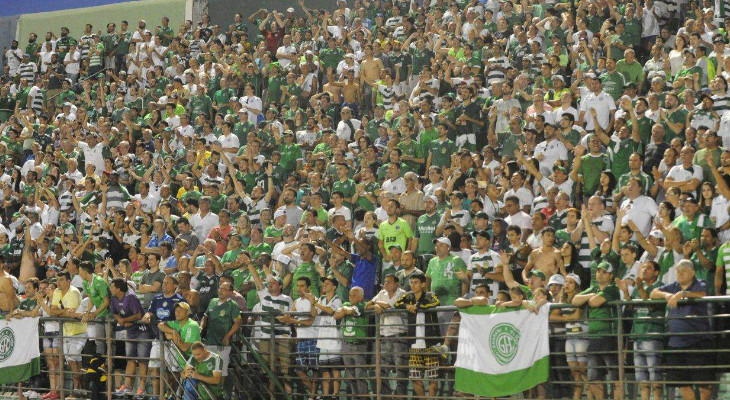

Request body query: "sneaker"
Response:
[136, 388, 145, 396]
[40, 393, 54, 400]
[47, 394, 60, 400]
[115, 386, 130, 396]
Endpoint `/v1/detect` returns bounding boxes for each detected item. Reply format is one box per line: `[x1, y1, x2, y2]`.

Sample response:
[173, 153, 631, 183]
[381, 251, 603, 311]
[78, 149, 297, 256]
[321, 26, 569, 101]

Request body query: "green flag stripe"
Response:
[0, 358, 41, 385]
[455, 356, 549, 397]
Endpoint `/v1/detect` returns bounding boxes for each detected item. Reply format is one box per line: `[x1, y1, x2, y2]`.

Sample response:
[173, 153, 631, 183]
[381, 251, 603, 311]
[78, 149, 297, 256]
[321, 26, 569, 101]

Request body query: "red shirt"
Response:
[262, 28, 285, 55]
[208, 224, 234, 257]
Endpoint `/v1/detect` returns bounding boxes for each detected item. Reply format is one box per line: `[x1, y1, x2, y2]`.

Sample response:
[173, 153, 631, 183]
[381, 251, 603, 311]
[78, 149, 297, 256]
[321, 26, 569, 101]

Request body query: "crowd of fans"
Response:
[1, 0, 730, 398]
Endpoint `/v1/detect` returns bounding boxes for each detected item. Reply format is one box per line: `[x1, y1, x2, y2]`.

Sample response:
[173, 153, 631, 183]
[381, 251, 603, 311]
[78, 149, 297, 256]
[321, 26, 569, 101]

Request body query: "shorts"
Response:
[665, 340, 715, 386]
[125, 331, 152, 359]
[587, 337, 617, 382]
[409, 348, 439, 379]
[318, 350, 343, 367]
[149, 341, 181, 371]
[258, 337, 293, 374]
[295, 340, 319, 370]
[63, 334, 87, 363]
[633, 340, 662, 382]
[43, 331, 60, 350]
[207, 345, 231, 377]
[565, 337, 589, 363]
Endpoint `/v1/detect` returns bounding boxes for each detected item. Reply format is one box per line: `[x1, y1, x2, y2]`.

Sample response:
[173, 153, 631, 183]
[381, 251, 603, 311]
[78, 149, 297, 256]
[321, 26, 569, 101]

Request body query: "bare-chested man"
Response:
[522, 227, 565, 282]
[360, 44, 384, 113]
[0, 262, 19, 317]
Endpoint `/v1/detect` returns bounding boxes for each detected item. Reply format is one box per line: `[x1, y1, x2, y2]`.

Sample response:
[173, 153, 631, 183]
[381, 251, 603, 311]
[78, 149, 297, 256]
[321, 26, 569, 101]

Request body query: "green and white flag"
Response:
[455, 305, 550, 397]
[0, 317, 41, 384]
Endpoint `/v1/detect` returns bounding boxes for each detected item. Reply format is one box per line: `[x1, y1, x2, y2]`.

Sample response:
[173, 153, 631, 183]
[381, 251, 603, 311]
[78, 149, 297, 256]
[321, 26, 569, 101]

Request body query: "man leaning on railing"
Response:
[650, 259, 713, 400]
[182, 341, 225, 400]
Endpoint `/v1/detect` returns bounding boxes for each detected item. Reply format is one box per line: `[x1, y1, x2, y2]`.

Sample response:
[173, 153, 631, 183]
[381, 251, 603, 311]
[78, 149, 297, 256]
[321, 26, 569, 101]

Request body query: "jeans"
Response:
[183, 378, 199, 400]
[343, 342, 369, 395]
[633, 340, 663, 382]
[379, 336, 408, 396]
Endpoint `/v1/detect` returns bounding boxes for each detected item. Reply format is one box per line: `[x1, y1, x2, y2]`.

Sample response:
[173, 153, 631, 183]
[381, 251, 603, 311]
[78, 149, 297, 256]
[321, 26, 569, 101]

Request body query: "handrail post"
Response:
[375, 314, 381, 400]
[616, 304, 625, 399]
[105, 320, 113, 400]
[59, 319, 65, 400]
[159, 330, 166, 398]
[269, 312, 276, 400]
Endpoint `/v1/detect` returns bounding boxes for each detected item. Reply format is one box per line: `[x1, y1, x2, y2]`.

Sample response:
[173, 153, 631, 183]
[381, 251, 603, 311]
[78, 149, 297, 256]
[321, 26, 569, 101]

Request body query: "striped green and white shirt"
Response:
[578, 215, 615, 269]
[257, 288, 293, 337]
[468, 249, 502, 299]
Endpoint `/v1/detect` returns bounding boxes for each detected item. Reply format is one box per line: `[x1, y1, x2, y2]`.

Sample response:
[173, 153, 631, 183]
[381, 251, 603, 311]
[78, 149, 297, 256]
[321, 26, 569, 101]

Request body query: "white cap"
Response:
[565, 273, 581, 287]
[649, 230, 664, 240]
[433, 237, 451, 247]
[425, 195, 438, 205]
[547, 274, 566, 287]
[274, 209, 286, 219]
[287, 7, 295, 12]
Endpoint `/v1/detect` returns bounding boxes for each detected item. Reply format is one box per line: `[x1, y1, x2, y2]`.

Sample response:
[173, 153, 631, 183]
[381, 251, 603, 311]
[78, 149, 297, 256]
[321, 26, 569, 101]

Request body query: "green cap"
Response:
[529, 270, 546, 280]
[597, 262, 614, 274]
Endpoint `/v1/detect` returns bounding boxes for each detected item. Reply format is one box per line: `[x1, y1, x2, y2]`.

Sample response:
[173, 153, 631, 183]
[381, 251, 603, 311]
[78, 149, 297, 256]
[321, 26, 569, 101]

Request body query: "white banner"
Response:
[0, 317, 41, 384]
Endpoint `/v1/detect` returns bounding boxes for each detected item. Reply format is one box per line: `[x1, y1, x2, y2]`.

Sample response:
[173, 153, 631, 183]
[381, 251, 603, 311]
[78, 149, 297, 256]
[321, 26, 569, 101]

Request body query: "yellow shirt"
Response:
[52, 287, 87, 336]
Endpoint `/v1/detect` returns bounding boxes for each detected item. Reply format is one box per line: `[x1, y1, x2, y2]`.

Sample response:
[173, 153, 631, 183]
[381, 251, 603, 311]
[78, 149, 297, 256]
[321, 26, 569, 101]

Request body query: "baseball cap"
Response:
[584, 72, 597, 79]
[552, 75, 565, 83]
[388, 244, 403, 252]
[266, 276, 284, 287]
[649, 230, 664, 240]
[528, 270, 546, 280]
[176, 302, 191, 312]
[475, 230, 491, 240]
[566, 273, 581, 287]
[553, 165, 568, 174]
[274, 209, 286, 219]
[597, 262, 615, 274]
[474, 211, 489, 220]
[433, 237, 452, 247]
[684, 195, 699, 205]
[287, 7, 295, 12]
[548, 274, 566, 287]
[425, 195, 438, 205]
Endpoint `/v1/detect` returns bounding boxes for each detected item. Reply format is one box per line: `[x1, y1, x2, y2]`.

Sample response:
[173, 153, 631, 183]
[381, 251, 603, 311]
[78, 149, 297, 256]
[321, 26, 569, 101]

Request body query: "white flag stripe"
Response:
[455, 306, 550, 374]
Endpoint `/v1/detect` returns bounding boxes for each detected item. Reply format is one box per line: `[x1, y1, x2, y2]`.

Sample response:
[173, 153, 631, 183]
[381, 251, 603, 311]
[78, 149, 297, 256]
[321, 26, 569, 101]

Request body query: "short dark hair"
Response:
[297, 276, 312, 287]
[111, 278, 128, 293]
[79, 261, 94, 274]
[409, 273, 427, 283]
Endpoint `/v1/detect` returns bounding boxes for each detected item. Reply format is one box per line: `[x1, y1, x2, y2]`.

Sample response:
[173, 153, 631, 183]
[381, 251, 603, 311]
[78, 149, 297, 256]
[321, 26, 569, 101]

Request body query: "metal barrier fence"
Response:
[5, 296, 730, 400]
[5, 318, 213, 400]
[236, 296, 730, 400]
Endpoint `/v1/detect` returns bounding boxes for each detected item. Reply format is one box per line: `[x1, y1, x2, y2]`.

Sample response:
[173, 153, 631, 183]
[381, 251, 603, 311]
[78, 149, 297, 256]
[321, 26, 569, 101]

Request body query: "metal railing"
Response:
[4, 296, 730, 400]
[3, 317, 213, 400]
[235, 296, 730, 400]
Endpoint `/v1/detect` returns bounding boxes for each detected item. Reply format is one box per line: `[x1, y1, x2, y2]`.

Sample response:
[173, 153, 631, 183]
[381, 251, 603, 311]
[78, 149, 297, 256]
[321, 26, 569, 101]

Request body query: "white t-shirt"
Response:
[293, 297, 318, 339]
[619, 196, 658, 238]
[190, 211, 220, 243]
[64, 51, 81, 75]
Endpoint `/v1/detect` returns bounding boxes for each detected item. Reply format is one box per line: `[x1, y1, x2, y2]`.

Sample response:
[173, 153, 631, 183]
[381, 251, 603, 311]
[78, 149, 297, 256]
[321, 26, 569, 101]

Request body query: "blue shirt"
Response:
[148, 293, 184, 334]
[146, 233, 174, 248]
[350, 253, 377, 300]
[657, 278, 710, 347]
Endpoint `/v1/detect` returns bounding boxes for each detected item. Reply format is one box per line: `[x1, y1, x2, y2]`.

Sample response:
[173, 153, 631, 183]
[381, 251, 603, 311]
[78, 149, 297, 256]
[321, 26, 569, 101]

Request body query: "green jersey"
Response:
[291, 262, 320, 300]
[630, 281, 665, 341]
[203, 298, 241, 346]
[167, 318, 201, 358]
[425, 255, 467, 305]
[340, 301, 368, 343]
[415, 212, 441, 255]
[186, 352, 224, 400]
[377, 217, 413, 255]
[578, 153, 610, 195]
[428, 139, 456, 168]
[580, 284, 620, 334]
[82, 274, 109, 318]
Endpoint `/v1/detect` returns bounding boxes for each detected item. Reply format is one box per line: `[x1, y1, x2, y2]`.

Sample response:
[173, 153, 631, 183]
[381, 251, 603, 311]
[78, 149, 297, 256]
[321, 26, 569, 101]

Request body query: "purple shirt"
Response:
[110, 291, 146, 334]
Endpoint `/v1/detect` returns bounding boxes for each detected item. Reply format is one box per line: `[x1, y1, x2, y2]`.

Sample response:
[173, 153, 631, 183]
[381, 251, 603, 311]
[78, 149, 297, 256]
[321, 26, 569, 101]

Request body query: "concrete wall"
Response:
[207, 0, 334, 36]
[0, 16, 19, 69]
